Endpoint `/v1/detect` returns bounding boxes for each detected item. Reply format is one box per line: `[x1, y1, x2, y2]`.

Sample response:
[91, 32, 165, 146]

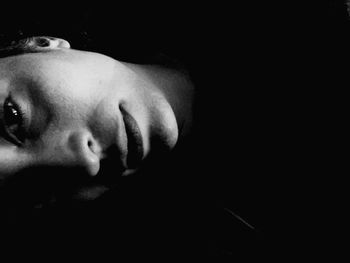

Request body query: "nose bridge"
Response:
[54, 129, 101, 176]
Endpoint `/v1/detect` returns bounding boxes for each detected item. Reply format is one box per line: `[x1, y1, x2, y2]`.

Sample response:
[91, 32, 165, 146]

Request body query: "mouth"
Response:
[119, 104, 144, 169]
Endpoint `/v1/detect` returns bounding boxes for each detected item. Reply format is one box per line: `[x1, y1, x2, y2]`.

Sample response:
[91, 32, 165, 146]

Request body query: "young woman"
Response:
[0, 36, 194, 198]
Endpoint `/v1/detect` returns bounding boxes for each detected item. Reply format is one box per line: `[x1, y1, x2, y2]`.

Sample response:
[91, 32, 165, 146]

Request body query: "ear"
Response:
[26, 36, 71, 50]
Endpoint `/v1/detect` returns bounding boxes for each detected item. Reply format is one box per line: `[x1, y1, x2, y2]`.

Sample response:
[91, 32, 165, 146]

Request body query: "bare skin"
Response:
[0, 37, 194, 199]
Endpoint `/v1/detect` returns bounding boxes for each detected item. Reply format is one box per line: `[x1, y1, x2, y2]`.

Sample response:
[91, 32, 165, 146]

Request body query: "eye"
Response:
[1, 97, 26, 145]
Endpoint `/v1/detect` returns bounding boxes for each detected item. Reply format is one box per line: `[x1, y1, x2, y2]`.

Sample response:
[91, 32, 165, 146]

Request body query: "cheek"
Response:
[0, 145, 30, 179]
[88, 99, 120, 145]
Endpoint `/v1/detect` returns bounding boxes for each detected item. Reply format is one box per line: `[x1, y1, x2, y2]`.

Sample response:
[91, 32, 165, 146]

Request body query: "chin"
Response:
[71, 184, 110, 201]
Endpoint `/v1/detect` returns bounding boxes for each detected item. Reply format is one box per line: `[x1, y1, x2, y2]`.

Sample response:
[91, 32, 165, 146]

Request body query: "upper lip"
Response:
[119, 104, 144, 169]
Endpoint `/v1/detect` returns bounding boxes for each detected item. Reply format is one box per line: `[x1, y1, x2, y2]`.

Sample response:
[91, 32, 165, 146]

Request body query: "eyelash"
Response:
[0, 96, 27, 146]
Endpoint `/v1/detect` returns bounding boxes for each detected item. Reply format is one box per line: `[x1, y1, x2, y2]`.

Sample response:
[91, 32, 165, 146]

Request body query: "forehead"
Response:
[0, 48, 109, 74]
[1, 49, 111, 90]
[0, 53, 76, 101]
[0, 51, 72, 80]
[0, 50, 119, 112]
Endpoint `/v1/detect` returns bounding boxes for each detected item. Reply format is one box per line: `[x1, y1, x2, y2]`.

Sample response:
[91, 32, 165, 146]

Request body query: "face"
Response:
[0, 44, 186, 191]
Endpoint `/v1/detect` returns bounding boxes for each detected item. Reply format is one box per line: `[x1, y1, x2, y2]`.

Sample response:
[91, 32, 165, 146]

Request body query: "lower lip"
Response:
[120, 106, 144, 169]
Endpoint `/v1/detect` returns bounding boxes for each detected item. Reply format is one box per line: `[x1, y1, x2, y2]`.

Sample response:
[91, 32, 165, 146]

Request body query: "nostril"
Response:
[66, 131, 101, 177]
[87, 138, 101, 156]
[87, 139, 93, 149]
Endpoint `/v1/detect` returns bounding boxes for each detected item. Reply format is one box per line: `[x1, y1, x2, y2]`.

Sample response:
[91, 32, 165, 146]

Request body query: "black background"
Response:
[0, 1, 344, 261]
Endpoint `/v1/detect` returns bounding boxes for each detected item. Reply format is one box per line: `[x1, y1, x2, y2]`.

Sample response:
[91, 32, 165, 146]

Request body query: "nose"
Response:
[66, 130, 101, 177]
